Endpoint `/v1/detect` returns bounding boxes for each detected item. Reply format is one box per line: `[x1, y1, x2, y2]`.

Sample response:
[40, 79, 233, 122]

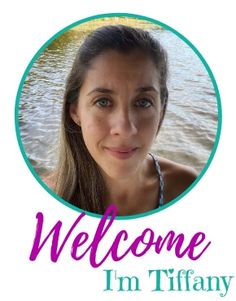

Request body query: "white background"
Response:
[0, 0, 235, 300]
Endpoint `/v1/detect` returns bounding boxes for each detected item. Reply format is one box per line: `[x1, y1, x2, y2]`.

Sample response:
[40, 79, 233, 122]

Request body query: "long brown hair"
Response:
[54, 24, 168, 214]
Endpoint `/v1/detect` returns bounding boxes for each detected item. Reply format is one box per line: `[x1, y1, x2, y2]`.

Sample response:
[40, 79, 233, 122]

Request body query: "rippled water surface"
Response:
[19, 28, 218, 174]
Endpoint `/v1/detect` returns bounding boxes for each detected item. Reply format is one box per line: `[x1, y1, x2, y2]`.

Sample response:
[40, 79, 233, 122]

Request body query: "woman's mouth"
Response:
[104, 147, 139, 159]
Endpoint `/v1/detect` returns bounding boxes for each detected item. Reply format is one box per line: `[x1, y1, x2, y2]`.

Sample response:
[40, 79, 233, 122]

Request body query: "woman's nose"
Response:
[110, 109, 138, 137]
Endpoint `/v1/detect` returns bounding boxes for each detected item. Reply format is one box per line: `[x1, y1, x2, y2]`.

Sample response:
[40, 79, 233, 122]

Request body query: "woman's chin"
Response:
[97, 153, 148, 181]
[102, 166, 139, 181]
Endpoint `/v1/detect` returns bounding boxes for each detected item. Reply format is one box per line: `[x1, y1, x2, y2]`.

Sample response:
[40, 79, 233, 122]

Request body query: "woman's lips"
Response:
[104, 147, 138, 159]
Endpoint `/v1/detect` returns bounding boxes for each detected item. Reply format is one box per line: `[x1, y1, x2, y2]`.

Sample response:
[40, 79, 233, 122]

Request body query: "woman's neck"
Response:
[102, 156, 158, 215]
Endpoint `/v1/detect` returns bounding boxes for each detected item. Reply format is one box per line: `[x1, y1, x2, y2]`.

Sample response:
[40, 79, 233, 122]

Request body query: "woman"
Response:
[44, 25, 197, 215]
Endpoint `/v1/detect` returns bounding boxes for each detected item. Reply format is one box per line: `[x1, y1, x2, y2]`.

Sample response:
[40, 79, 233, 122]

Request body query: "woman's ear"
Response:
[156, 107, 166, 135]
[69, 103, 80, 126]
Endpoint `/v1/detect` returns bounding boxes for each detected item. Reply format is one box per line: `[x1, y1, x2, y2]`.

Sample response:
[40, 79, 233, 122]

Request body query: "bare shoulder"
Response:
[41, 173, 56, 191]
[158, 157, 198, 203]
[159, 157, 198, 182]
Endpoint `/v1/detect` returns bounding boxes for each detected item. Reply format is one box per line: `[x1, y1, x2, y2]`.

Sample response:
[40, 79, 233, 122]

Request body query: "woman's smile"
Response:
[103, 146, 139, 160]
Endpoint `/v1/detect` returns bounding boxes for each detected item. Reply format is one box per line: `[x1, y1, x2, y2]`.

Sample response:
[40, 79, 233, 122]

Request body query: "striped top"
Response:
[149, 153, 164, 207]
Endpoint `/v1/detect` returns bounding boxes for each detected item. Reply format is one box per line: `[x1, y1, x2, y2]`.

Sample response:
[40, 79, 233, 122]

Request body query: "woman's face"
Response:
[70, 50, 163, 179]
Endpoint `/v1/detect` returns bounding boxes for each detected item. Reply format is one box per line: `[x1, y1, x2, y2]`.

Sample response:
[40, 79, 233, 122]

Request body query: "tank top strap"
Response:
[149, 153, 164, 207]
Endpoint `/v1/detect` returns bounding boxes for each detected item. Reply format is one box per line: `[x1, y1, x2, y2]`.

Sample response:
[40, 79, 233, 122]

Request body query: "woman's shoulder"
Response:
[41, 173, 56, 191]
[158, 156, 198, 180]
[158, 156, 198, 203]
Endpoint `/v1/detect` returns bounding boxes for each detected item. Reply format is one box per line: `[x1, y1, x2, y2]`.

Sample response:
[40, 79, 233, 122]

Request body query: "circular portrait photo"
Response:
[16, 14, 220, 217]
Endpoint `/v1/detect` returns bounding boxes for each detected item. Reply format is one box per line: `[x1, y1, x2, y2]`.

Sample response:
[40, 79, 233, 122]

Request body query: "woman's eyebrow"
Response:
[136, 86, 159, 94]
[87, 87, 115, 96]
[87, 86, 159, 96]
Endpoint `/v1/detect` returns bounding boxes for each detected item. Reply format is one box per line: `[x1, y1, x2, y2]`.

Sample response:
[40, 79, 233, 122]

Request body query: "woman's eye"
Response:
[135, 98, 152, 108]
[95, 98, 111, 107]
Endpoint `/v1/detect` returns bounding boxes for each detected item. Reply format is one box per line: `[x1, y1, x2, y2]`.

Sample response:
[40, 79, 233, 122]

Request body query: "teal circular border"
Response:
[15, 13, 222, 220]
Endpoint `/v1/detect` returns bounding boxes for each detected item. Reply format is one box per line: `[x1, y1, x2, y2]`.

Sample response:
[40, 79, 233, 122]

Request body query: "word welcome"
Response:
[30, 205, 211, 268]
[103, 268, 234, 297]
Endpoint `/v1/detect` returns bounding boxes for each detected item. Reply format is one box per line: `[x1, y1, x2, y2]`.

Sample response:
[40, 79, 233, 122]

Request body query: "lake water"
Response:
[18, 28, 219, 175]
